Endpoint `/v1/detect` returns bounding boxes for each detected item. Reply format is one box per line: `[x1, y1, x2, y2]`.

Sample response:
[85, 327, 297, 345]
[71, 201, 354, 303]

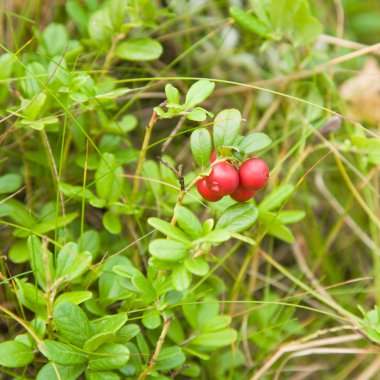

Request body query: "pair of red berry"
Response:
[196, 151, 269, 202]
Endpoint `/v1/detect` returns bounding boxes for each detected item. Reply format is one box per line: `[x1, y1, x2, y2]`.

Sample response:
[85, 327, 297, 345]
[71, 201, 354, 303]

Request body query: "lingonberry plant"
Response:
[1, 0, 379, 379]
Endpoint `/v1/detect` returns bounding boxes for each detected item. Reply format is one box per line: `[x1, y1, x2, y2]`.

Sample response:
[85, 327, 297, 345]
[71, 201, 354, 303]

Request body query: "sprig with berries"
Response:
[190, 108, 271, 203]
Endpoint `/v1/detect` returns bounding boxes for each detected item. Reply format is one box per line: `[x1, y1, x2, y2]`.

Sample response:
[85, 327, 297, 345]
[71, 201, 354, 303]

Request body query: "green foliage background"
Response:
[0, 0, 380, 379]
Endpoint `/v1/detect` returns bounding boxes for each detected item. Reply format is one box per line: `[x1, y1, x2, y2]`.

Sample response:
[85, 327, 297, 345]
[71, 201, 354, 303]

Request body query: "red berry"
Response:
[210, 150, 217, 163]
[206, 162, 239, 195]
[239, 158, 269, 191]
[196, 178, 223, 202]
[230, 185, 256, 202]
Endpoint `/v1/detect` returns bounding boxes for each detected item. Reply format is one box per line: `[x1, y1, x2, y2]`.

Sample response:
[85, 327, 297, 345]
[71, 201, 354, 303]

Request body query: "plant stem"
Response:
[138, 314, 174, 380]
[131, 104, 164, 202]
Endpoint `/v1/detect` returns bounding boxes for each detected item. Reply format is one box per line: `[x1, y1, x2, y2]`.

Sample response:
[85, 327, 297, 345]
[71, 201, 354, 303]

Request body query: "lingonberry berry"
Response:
[239, 158, 269, 191]
[196, 178, 223, 202]
[230, 184, 256, 202]
[206, 162, 239, 195]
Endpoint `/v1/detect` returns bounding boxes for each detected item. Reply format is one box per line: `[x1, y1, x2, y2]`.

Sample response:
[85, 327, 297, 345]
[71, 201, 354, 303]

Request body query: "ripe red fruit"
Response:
[196, 178, 223, 202]
[239, 158, 269, 191]
[230, 185, 256, 202]
[210, 150, 217, 163]
[206, 162, 239, 195]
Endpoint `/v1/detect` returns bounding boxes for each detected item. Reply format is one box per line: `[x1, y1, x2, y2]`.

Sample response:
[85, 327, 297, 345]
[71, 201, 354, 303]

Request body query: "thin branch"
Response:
[138, 314, 174, 380]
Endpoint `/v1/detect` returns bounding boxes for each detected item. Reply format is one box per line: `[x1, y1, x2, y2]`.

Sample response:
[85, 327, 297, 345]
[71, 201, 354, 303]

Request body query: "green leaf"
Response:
[213, 109, 241, 149]
[230, 7, 271, 37]
[165, 84, 180, 104]
[41, 23, 69, 56]
[190, 128, 212, 168]
[259, 210, 296, 243]
[53, 302, 92, 348]
[132, 274, 157, 302]
[148, 217, 191, 244]
[191, 328, 237, 348]
[149, 239, 189, 262]
[91, 313, 128, 335]
[185, 80, 215, 108]
[15, 279, 47, 317]
[259, 184, 294, 212]
[95, 153, 124, 203]
[172, 265, 191, 291]
[351, 135, 380, 164]
[277, 210, 306, 224]
[99, 257, 132, 301]
[174, 206, 203, 239]
[156, 346, 186, 371]
[24, 92, 47, 120]
[27, 235, 54, 291]
[115, 38, 163, 61]
[216, 203, 258, 233]
[270, 0, 322, 46]
[0, 341, 34, 368]
[238, 133, 272, 154]
[88, 9, 113, 42]
[37, 362, 86, 380]
[55, 291, 93, 306]
[187, 107, 208, 121]
[0, 173, 22, 193]
[56, 242, 92, 282]
[0, 199, 36, 227]
[39, 340, 88, 365]
[142, 310, 161, 329]
[193, 229, 231, 245]
[118, 325, 140, 342]
[89, 344, 130, 370]
[202, 315, 232, 332]
[84, 332, 115, 352]
[9, 240, 29, 263]
[85, 371, 120, 380]
[103, 211, 122, 235]
[185, 258, 209, 276]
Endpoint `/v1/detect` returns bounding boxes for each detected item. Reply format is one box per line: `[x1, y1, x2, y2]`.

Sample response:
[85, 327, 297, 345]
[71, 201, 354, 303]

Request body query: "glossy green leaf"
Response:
[115, 39, 163, 61]
[149, 239, 188, 262]
[90, 313, 128, 335]
[190, 128, 212, 168]
[55, 291, 93, 306]
[156, 346, 186, 371]
[213, 109, 241, 149]
[37, 362, 86, 380]
[142, 310, 161, 329]
[174, 206, 203, 239]
[56, 242, 92, 281]
[41, 23, 69, 56]
[185, 80, 215, 108]
[230, 7, 271, 37]
[118, 324, 140, 342]
[39, 340, 88, 365]
[53, 302, 92, 347]
[84, 332, 115, 352]
[191, 328, 237, 348]
[238, 133, 272, 154]
[89, 344, 130, 370]
[165, 84, 180, 104]
[0, 173, 22, 194]
[172, 265, 191, 291]
[103, 211, 121, 235]
[216, 203, 258, 233]
[148, 217, 191, 244]
[259, 184, 294, 212]
[95, 153, 124, 203]
[185, 258, 209, 276]
[0, 341, 34, 368]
